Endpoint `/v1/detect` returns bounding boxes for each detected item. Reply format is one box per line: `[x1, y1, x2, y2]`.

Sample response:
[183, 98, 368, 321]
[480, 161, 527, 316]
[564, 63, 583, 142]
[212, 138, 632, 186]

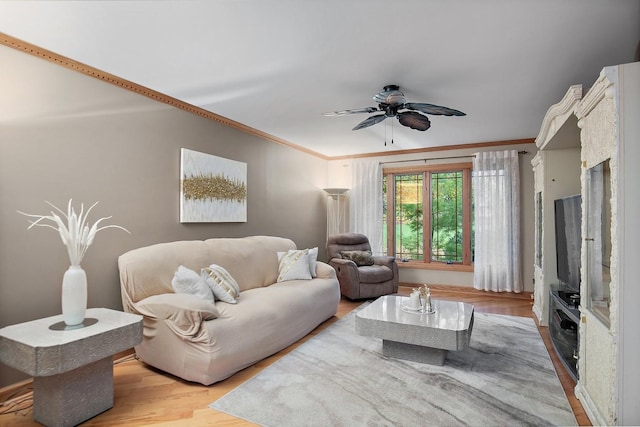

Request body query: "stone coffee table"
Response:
[355, 295, 474, 365]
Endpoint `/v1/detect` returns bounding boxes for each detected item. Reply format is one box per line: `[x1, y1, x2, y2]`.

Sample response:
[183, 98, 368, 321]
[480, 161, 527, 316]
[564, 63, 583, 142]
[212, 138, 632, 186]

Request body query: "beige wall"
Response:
[328, 142, 538, 292]
[0, 45, 329, 387]
[0, 41, 538, 388]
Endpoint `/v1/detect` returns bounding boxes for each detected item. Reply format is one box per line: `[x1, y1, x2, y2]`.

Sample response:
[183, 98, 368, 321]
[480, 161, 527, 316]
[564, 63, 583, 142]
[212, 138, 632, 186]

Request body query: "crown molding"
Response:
[2, 32, 535, 162]
[329, 138, 535, 161]
[0, 32, 330, 160]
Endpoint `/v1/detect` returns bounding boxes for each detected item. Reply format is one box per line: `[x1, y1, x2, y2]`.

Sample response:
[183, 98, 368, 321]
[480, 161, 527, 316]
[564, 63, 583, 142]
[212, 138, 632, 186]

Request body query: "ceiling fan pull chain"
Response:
[384, 121, 388, 146]
[391, 120, 394, 144]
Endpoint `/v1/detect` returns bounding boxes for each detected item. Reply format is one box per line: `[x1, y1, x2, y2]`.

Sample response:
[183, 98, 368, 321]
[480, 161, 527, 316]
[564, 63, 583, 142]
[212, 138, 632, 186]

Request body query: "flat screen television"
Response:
[554, 194, 582, 292]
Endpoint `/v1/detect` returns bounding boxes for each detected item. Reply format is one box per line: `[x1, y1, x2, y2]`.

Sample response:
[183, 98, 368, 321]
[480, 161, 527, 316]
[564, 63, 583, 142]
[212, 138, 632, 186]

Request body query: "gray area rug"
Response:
[210, 305, 576, 426]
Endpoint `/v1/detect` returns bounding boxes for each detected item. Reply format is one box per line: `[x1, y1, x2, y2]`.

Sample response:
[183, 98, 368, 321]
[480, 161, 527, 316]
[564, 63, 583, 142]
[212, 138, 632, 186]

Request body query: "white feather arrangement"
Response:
[18, 199, 130, 265]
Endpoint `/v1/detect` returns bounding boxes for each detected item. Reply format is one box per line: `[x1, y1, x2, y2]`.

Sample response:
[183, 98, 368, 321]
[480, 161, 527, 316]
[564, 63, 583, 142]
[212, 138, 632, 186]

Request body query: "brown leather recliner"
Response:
[326, 233, 399, 300]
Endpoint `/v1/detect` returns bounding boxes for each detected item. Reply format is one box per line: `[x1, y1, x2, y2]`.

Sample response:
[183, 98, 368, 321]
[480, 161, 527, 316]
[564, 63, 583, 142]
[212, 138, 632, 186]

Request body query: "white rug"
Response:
[211, 306, 576, 426]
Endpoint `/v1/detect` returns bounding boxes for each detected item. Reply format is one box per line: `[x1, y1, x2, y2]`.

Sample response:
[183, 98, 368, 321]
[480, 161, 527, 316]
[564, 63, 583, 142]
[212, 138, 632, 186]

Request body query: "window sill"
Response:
[397, 261, 474, 273]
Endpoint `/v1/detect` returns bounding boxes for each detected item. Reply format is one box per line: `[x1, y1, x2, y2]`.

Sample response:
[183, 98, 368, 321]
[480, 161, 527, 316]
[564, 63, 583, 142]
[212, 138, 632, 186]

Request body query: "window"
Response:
[383, 163, 473, 268]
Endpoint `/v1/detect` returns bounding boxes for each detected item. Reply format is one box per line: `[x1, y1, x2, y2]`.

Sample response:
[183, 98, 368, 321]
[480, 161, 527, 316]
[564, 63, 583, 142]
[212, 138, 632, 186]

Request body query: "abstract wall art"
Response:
[180, 148, 247, 223]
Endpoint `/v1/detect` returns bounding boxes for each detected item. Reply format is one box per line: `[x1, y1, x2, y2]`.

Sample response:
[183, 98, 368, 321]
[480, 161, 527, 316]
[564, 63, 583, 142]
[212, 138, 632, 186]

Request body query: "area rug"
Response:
[210, 305, 576, 426]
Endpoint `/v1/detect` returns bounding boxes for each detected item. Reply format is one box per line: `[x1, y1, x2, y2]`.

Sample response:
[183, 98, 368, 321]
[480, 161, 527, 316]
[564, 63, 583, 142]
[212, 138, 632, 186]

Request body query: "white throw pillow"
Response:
[291, 247, 318, 277]
[277, 250, 311, 282]
[171, 265, 215, 303]
[201, 264, 240, 304]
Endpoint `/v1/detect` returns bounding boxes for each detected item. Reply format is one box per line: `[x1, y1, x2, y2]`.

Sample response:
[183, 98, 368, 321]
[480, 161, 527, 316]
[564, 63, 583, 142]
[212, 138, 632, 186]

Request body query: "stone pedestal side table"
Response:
[0, 308, 142, 427]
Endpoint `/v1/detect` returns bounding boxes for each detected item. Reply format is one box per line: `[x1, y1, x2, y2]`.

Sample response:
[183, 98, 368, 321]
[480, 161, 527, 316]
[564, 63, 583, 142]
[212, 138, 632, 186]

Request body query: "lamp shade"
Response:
[322, 188, 349, 197]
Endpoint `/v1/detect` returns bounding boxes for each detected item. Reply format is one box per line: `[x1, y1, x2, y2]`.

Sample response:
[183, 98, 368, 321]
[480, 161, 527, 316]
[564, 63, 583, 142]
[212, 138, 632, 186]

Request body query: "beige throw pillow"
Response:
[201, 264, 240, 304]
[277, 250, 311, 282]
[291, 247, 318, 277]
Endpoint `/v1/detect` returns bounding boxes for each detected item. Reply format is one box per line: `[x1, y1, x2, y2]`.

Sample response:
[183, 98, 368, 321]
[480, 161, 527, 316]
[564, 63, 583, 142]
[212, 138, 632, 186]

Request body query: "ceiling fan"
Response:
[322, 84, 465, 132]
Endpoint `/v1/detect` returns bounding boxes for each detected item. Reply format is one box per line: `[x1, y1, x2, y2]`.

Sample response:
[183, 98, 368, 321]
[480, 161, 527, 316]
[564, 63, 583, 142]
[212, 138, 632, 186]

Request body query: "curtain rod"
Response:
[380, 150, 528, 165]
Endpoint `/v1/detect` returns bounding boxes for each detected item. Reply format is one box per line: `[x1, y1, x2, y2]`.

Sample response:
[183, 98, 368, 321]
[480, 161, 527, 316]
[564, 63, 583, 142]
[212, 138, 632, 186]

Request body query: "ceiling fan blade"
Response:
[373, 86, 406, 107]
[352, 114, 387, 130]
[398, 111, 431, 131]
[404, 102, 466, 116]
[322, 107, 378, 116]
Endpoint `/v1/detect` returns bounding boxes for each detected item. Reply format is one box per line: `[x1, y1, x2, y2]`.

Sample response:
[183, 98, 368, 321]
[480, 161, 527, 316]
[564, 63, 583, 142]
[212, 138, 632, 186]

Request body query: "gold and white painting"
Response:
[180, 148, 247, 223]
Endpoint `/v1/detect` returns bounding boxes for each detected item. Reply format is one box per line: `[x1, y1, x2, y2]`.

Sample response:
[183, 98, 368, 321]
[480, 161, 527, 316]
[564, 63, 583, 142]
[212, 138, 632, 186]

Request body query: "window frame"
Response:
[383, 162, 474, 271]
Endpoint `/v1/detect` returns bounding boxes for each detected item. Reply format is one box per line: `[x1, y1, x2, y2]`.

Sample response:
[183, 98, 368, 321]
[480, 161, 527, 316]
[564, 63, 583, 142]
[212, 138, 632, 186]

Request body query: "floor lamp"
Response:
[323, 188, 349, 240]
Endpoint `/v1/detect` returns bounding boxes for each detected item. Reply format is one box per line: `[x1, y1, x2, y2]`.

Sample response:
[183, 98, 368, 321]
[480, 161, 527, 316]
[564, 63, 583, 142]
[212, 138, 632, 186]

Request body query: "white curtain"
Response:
[349, 159, 383, 255]
[473, 150, 523, 292]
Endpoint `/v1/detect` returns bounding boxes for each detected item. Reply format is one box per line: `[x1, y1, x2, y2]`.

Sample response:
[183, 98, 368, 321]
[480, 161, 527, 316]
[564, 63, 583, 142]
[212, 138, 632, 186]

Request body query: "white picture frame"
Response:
[180, 148, 247, 223]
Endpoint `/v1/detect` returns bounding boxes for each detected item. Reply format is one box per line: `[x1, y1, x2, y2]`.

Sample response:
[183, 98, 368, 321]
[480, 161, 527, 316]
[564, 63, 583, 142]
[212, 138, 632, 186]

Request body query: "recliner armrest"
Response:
[329, 258, 355, 265]
[328, 258, 358, 270]
[134, 293, 219, 337]
[373, 255, 396, 268]
[329, 258, 361, 298]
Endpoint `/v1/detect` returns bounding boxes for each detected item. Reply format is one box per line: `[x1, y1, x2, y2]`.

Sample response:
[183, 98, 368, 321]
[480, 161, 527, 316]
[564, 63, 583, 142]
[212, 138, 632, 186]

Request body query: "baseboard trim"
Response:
[532, 304, 547, 326]
[575, 381, 609, 426]
[0, 378, 32, 405]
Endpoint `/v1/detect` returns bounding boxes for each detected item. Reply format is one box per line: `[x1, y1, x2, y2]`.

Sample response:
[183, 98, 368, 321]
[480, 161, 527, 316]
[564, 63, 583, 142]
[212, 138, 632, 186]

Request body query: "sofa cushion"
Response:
[202, 264, 240, 304]
[171, 265, 214, 303]
[204, 236, 297, 291]
[341, 250, 375, 266]
[277, 250, 311, 282]
[358, 265, 393, 283]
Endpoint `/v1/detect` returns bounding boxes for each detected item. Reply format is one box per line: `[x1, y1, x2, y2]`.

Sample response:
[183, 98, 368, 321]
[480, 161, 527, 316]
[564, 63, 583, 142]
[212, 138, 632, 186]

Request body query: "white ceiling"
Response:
[0, 1, 638, 158]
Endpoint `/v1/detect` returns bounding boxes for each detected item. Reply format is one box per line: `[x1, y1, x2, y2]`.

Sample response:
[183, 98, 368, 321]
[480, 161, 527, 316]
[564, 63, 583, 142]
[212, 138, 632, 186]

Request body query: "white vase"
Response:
[62, 265, 87, 326]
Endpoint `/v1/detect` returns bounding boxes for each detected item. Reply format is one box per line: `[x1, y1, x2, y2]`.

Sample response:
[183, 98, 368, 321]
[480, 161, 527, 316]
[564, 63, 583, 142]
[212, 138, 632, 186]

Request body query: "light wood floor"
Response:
[0, 285, 591, 426]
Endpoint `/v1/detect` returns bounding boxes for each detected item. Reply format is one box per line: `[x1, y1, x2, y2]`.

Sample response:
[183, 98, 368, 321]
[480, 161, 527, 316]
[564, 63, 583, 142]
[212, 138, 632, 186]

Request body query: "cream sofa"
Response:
[118, 235, 340, 385]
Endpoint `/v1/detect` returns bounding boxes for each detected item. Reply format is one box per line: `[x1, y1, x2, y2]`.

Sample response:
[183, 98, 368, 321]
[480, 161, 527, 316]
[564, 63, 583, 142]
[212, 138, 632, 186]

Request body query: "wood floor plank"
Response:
[0, 286, 591, 426]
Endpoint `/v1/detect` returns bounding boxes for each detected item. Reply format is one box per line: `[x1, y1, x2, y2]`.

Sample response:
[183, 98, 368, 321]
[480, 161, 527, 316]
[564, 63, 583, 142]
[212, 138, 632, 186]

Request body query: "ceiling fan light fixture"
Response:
[373, 84, 405, 106]
[324, 84, 464, 134]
